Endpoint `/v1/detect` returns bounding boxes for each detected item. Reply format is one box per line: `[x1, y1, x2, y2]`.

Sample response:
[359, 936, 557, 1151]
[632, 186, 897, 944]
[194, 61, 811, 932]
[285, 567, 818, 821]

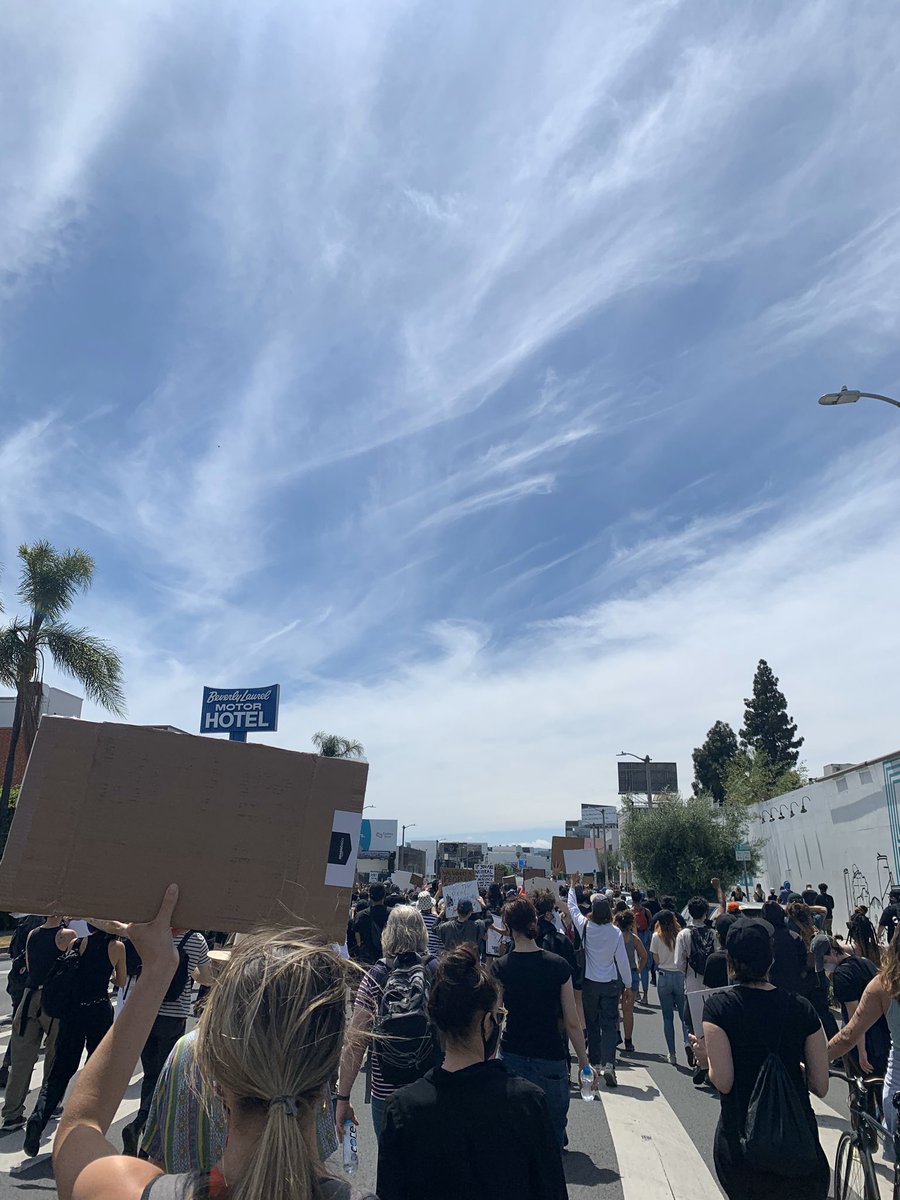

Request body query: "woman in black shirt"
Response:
[692, 918, 829, 1200]
[492, 897, 588, 1147]
[377, 945, 567, 1200]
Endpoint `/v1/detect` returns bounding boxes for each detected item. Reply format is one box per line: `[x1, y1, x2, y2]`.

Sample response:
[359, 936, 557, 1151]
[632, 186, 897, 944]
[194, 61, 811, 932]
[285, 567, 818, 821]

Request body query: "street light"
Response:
[617, 751, 654, 808]
[777, 805, 788, 820]
[818, 385, 900, 410]
[400, 823, 416, 871]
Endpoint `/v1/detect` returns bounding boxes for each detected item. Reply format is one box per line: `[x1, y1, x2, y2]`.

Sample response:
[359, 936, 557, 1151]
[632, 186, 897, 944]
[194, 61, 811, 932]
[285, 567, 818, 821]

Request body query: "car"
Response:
[680, 900, 765, 924]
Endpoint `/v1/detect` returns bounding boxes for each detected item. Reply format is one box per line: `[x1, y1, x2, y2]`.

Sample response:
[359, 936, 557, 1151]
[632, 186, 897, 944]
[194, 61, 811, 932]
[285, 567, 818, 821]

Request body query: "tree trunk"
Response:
[0, 690, 24, 845]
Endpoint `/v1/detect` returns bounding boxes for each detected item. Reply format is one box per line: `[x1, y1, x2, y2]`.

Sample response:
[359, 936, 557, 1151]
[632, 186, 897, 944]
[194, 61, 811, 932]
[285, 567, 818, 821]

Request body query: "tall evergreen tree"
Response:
[692, 720, 739, 804]
[739, 658, 803, 774]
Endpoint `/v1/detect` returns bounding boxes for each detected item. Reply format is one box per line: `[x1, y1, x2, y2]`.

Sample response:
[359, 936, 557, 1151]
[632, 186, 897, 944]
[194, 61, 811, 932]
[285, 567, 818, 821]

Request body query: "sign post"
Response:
[735, 842, 752, 894]
[200, 685, 280, 743]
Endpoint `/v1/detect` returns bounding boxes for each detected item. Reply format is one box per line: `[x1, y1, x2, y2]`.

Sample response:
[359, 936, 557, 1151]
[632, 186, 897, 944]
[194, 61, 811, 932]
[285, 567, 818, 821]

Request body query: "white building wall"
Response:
[0, 686, 83, 727]
[755, 751, 900, 928]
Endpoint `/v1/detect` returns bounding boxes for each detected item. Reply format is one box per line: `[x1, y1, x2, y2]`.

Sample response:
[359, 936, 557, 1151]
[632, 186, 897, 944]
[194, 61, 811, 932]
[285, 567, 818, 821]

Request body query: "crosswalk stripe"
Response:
[600, 1063, 723, 1199]
[0, 1070, 143, 1174]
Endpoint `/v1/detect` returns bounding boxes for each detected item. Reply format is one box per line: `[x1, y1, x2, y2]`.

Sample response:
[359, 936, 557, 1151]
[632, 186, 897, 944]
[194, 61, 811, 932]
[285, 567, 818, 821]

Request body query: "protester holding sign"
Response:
[567, 876, 632, 1087]
[53, 885, 376, 1200]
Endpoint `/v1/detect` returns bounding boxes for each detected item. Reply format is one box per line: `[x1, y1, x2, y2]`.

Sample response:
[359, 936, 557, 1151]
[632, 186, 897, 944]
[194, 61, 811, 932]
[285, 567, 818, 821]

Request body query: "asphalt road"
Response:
[0, 956, 884, 1199]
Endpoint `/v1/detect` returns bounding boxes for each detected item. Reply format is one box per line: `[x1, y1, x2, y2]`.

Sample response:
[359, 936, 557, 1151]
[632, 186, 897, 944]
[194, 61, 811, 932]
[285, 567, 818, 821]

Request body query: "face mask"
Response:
[482, 1011, 502, 1061]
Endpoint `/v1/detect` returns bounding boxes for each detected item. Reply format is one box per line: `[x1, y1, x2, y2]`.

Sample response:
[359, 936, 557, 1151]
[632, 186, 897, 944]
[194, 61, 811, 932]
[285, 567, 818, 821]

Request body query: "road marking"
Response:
[600, 1062, 723, 1198]
[0, 1072, 142, 1174]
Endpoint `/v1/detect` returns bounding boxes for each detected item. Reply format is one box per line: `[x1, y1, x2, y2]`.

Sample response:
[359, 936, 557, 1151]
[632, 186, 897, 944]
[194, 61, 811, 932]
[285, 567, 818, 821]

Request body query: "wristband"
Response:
[336, 1094, 351, 1102]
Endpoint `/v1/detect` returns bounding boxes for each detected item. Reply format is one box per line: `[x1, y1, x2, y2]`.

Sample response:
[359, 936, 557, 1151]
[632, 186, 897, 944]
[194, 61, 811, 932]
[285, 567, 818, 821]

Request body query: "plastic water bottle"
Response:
[580, 1065, 595, 1102]
[342, 1119, 359, 1175]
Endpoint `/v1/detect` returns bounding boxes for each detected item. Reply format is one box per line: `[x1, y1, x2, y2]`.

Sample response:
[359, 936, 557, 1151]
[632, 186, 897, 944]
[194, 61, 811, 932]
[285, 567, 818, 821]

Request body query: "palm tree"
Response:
[311, 731, 365, 759]
[0, 541, 126, 840]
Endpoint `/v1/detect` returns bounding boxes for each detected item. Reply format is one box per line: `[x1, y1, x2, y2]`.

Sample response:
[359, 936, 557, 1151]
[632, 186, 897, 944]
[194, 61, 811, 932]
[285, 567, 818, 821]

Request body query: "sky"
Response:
[2, 1, 900, 843]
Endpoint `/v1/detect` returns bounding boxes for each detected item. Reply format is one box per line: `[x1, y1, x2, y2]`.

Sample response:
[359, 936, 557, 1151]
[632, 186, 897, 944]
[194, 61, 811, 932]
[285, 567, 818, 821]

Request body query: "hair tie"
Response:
[269, 1095, 299, 1117]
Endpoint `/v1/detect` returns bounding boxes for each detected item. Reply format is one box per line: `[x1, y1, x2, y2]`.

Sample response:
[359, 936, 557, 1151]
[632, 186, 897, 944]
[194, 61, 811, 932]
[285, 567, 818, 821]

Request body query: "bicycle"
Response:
[831, 1067, 899, 1200]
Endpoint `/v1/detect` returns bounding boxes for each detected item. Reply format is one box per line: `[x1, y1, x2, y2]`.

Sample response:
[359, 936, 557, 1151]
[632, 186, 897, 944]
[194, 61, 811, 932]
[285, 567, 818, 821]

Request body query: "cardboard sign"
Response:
[524, 876, 551, 898]
[502, 875, 517, 890]
[443, 879, 482, 919]
[494, 866, 507, 884]
[475, 864, 496, 887]
[564, 848, 600, 875]
[0, 718, 368, 943]
[551, 836, 585, 873]
[441, 868, 476, 886]
[410, 873, 424, 889]
[523, 868, 548, 882]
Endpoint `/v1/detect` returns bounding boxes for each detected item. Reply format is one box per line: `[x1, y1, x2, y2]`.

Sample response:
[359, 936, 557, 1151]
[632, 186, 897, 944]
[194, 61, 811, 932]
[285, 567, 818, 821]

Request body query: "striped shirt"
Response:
[141, 1031, 224, 1172]
[158, 933, 210, 1020]
[421, 912, 441, 956]
[355, 956, 438, 1101]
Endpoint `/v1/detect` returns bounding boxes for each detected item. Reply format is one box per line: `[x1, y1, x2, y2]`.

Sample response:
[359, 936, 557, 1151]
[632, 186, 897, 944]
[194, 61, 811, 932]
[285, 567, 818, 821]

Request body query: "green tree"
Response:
[723, 747, 807, 808]
[692, 720, 739, 804]
[619, 792, 758, 904]
[739, 658, 803, 773]
[0, 542, 125, 841]
[311, 731, 365, 758]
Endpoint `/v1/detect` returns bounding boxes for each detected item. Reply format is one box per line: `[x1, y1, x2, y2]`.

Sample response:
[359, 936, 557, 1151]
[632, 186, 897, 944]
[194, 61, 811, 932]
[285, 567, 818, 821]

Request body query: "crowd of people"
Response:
[1, 871, 898, 1199]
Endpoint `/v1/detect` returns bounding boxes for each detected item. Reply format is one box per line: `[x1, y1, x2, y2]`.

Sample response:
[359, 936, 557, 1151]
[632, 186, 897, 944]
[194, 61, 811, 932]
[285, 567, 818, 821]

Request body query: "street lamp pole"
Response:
[818, 386, 900, 410]
[618, 751, 653, 808]
[401, 823, 416, 872]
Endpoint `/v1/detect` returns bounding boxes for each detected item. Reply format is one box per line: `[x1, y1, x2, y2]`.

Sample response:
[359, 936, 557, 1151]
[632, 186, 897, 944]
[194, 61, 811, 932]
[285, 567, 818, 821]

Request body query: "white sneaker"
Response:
[603, 1064, 618, 1087]
[666, 1052, 677, 1065]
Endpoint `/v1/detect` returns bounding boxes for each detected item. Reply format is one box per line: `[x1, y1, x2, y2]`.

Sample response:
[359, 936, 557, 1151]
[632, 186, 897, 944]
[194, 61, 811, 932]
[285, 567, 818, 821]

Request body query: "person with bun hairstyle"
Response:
[53, 885, 376, 1200]
[491, 897, 588, 1148]
[376, 945, 567, 1200]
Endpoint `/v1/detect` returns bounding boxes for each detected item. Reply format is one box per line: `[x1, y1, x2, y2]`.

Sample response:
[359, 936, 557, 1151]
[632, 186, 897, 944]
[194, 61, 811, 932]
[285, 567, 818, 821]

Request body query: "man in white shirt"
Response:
[675, 897, 716, 1085]
[567, 880, 632, 1088]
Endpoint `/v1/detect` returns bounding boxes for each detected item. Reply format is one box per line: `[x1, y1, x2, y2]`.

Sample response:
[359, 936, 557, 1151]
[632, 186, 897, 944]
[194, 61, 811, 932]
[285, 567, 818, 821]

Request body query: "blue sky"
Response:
[2, 1, 900, 841]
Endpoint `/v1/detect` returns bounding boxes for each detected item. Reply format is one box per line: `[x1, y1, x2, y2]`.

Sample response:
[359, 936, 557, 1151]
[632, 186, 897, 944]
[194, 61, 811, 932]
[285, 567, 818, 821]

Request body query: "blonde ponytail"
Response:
[196, 930, 357, 1200]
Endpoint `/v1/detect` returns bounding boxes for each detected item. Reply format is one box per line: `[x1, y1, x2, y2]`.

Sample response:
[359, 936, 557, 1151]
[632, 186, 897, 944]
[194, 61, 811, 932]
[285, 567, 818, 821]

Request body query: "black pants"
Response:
[30, 1001, 113, 1135]
[128, 1014, 186, 1134]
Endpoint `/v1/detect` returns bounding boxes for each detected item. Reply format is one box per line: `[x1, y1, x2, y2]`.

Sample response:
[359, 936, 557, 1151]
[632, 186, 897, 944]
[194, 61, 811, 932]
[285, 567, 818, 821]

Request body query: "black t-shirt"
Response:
[354, 905, 389, 963]
[801, 889, 819, 907]
[819, 891, 835, 915]
[703, 987, 827, 1194]
[492, 949, 571, 1061]
[702, 949, 729, 990]
[377, 1061, 567, 1200]
[644, 898, 661, 917]
[879, 903, 900, 942]
[832, 954, 878, 1004]
[767, 926, 806, 992]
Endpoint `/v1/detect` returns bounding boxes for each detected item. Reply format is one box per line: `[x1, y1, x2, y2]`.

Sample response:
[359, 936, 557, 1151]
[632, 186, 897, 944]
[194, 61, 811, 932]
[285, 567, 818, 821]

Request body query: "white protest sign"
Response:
[564, 848, 600, 874]
[391, 870, 413, 890]
[475, 864, 496, 887]
[443, 879, 482, 919]
[687, 984, 735, 1039]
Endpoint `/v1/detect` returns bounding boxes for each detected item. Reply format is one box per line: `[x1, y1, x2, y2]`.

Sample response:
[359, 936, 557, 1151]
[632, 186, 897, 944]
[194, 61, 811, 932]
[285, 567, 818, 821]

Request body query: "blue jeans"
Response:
[657, 970, 688, 1055]
[638, 930, 652, 991]
[502, 1052, 570, 1149]
[371, 1094, 389, 1141]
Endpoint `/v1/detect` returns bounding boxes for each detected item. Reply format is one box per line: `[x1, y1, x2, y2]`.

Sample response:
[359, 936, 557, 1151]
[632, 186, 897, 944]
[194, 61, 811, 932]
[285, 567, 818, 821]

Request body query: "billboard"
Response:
[200, 685, 280, 736]
[617, 761, 678, 796]
[581, 804, 618, 826]
[360, 818, 398, 856]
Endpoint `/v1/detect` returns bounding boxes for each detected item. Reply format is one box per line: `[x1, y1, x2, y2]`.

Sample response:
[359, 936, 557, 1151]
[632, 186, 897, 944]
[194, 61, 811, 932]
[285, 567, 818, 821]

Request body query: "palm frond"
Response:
[312, 731, 365, 758]
[0, 619, 31, 688]
[17, 542, 95, 623]
[40, 622, 126, 716]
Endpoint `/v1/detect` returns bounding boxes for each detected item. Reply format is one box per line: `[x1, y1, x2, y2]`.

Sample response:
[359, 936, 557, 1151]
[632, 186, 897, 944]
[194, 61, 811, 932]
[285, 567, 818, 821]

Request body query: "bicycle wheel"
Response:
[835, 1131, 879, 1200]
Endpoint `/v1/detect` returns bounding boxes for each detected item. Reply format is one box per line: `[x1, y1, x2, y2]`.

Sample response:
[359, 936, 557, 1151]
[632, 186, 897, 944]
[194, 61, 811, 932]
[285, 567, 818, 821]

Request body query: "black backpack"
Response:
[163, 932, 194, 1004]
[41, 942, 83, 1020]
[688, 925, 717, 975]
[373, 954, 439, 1086]
[740, 995, 821, 1176]
[125, 932, 194, 1004]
